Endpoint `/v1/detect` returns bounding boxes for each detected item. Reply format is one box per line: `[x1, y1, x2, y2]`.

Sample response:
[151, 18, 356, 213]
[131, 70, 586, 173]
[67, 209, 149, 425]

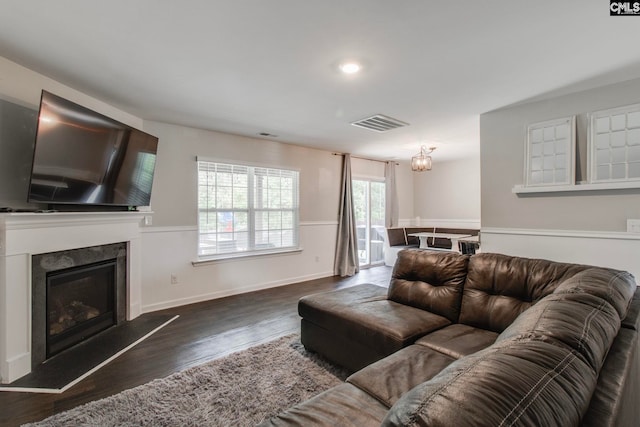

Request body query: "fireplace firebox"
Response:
[31, 242, 127, 369]
[46, 259, 117, 357]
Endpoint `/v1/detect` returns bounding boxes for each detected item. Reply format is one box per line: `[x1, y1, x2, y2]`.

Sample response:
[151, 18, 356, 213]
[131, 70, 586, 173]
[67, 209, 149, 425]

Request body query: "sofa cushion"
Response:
[260, 383, 388, 427]
[497, 268, 635, 371]
[553, 268, 636, 320]
[497, 292, 621, 372]
[382, 339, 596, 427]
[388, 249, 469, 322]
[347, 345, 455, 408]
[459, 253, 588, 332]
[415, 324, 498, 359]
[299, 284, 451, 357]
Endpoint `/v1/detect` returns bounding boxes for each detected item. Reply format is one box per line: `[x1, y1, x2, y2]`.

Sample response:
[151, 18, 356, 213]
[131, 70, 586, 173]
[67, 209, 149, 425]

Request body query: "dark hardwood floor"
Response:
[0, 265, 392, 427]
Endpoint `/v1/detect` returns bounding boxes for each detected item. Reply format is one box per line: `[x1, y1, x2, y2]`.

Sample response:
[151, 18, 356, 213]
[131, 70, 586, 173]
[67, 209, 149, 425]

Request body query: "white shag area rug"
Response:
[24, 334, 347, 427]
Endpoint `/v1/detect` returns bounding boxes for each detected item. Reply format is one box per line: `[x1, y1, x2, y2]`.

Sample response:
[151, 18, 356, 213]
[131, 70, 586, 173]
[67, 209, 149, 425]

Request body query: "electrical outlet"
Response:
[144, 215, 152, 226]
[171, 274, 178, 284]
[628, 219, 640, 233]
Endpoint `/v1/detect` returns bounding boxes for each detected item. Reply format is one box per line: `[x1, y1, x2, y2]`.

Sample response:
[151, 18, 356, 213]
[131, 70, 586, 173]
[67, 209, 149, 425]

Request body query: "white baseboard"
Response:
[127, 302, 142, 321]
[1, 352, 30, 384]
[141, 270, 335, 313]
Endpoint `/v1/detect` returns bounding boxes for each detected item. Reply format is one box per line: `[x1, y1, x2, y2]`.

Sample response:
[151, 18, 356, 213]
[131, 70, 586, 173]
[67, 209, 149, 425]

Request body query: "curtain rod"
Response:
[332, 152, 400, 165]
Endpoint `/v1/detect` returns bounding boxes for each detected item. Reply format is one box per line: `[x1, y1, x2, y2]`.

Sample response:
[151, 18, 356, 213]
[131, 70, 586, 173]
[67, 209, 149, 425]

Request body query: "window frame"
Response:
[196, 158, 300, 261]
[524, 116, 576, 188]
[588, 103, 640, 184]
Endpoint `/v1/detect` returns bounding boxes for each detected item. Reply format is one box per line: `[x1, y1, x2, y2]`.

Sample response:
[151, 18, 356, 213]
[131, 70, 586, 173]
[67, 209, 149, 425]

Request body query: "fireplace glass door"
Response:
[46, 259, 117, 357]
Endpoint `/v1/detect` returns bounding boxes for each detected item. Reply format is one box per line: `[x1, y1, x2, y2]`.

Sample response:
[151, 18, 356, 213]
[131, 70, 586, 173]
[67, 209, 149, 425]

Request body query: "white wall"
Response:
[144, 121, 342, 227]
[480, 77, 640, 281]
[0, 56, 141, 127]
[138, 120, 350, 311]
[139, 224, 338, 311]
[139, 122, 420, 311]
[412, 157, 481, 228]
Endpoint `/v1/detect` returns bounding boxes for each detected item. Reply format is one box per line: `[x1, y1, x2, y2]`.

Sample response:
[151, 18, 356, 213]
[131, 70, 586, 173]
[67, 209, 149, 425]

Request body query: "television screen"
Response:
[28, 91, 158, 208]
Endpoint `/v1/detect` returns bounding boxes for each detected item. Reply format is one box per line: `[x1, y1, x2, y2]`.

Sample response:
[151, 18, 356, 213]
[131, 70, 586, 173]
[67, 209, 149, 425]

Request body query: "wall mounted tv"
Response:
[28, 91, 158, 210]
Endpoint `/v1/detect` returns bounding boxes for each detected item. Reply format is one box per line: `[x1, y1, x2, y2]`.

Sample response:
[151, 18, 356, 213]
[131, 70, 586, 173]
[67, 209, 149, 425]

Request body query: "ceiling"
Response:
[2, 1, 640, 162]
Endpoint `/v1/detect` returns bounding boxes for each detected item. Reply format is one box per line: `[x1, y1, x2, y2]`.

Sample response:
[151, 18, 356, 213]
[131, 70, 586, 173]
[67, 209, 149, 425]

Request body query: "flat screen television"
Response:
[27, 91, 158, 209]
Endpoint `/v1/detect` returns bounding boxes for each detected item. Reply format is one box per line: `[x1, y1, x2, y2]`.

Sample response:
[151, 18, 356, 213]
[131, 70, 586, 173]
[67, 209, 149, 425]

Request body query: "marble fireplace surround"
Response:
[0, 211, 146, 383]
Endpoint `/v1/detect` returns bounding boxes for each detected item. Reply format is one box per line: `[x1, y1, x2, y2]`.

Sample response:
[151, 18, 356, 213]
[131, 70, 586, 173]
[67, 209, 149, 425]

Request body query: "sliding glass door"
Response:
[352, 179, 385, 267]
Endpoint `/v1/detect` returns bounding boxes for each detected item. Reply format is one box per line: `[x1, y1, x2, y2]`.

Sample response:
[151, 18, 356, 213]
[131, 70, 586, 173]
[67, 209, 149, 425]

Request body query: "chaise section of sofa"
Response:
[261, 250, 639, 427]
[300, 283, 451, 372]
[299, 250, 469, 372]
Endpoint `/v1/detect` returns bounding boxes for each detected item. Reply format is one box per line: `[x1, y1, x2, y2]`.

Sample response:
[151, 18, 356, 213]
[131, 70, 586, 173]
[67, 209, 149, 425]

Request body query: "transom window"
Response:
[197, 160, 299, 258]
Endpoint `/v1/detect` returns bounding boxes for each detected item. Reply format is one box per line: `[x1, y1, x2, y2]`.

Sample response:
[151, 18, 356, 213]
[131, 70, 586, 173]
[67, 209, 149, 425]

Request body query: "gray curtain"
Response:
[334, 154, 359, 277]
[385, 161, 399, 228]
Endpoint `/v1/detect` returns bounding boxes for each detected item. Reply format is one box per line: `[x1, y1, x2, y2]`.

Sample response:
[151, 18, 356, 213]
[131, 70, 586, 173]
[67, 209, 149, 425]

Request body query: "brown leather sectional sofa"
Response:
[262, 249, 640, 426]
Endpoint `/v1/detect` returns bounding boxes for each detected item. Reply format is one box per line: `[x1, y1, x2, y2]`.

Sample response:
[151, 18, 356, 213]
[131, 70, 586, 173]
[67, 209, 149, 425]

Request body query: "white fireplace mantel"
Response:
[0, 211, 148, 383]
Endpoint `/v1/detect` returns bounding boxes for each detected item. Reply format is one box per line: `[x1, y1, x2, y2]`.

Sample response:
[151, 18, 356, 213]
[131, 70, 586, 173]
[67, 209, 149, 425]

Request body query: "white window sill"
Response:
[192, 247, 303, 266]
[512, 181, 640, 194]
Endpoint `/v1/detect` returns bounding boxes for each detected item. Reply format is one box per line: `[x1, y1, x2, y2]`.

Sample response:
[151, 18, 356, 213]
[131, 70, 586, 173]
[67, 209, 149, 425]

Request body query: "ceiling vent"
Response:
[350, 114, 409, 132]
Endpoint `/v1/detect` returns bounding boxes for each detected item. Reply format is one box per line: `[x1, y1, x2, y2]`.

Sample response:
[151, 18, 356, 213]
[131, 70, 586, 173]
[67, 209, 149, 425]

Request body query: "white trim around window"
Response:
[196, 159, 300, 261]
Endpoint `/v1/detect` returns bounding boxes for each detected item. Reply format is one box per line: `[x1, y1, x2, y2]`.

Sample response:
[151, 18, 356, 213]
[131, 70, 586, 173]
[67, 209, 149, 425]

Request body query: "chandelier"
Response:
[411, 146, 436, 172]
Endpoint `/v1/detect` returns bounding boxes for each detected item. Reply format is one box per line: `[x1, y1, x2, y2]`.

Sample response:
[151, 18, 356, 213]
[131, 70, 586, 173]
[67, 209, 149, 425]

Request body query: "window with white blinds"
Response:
[197, 160, 299, 258]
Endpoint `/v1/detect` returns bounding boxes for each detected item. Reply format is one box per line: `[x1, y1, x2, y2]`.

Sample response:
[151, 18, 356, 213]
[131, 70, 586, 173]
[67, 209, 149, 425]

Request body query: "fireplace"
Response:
[0, 211, 145, 384]
[46, 259, 117, 358]
[32, 242, 127, 368]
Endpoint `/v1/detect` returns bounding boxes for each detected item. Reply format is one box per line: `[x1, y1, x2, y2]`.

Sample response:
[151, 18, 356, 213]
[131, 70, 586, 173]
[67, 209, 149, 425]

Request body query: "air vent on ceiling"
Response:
[350, 114, 409, 132]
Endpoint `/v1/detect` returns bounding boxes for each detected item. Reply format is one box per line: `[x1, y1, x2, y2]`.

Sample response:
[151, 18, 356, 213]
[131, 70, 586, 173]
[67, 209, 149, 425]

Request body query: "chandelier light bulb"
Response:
[339, 62, 362, 74]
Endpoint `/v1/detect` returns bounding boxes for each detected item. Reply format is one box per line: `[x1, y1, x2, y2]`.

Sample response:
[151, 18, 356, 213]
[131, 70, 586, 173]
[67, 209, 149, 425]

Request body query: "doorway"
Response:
[352, 179, 385, 267]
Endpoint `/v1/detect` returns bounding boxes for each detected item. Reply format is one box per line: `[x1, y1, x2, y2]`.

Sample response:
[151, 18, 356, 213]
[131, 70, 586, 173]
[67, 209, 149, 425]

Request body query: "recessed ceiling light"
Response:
[339, 61, 362, 74]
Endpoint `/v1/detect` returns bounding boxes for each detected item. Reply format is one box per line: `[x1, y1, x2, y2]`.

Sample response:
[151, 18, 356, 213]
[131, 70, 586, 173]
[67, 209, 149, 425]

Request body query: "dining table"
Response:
[407, 232, 473, 254]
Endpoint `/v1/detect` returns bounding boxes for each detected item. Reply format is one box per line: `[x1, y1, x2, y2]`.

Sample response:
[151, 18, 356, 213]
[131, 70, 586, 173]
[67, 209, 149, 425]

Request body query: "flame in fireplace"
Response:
[49, 299, 100, 336]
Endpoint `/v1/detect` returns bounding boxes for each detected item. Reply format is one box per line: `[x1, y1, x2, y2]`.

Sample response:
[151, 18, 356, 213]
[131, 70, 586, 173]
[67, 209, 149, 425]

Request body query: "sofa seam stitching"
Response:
[499, 273, 616, 426]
